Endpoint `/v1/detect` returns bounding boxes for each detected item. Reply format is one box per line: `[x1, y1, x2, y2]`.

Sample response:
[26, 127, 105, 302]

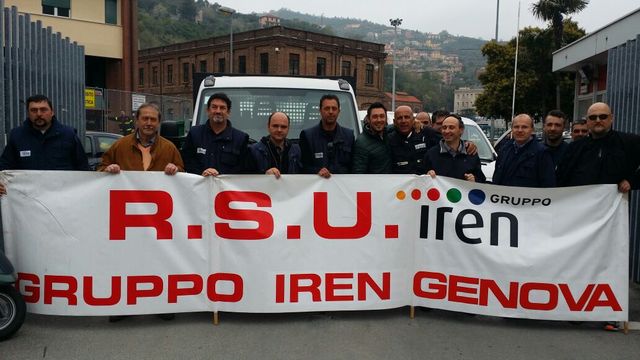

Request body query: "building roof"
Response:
[552, 7, 640, 72]
[385, 92, 421, 103]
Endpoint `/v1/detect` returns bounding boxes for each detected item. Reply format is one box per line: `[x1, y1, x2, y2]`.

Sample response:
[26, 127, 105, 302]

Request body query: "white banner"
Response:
[0, 171, 628, 321]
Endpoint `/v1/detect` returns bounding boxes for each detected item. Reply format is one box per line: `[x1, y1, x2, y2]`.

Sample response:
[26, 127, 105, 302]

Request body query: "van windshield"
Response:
[462, 125, 495, 162]
[197, 88, 358, 142]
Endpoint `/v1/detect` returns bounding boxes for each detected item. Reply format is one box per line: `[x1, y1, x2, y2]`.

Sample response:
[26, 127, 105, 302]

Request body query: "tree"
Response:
[475, 21, 585, 122]
[531, 0, 588, 49]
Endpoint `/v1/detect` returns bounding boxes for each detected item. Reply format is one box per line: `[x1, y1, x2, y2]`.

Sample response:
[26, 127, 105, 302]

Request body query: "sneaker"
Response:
[604, 322, 619, 331]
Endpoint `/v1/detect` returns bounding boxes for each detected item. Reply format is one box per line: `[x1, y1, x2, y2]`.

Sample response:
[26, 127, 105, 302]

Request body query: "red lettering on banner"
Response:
[83, 276, 121, 306]
[278, 272, 390, 303]
[520, 283, 558, 311]
[290, 274, 322, 302]
[413, 271, 447, 299]
[357, 272, 390, 301]
[313, 192, 371, 239]
[584, 284, 623, 311]
[214, 191, 274, 240]
[109, 190, 173, 240]
[44, 275, 78, 305]
[478, 279, 518, 309]
[559, 284, 594, 311]
[206, 273, 243, 302]
[275, 274, 285, 303]
[325, 273, 354, 301]
[16, 272, 40, 303]
[449, 275, 479, 305]
[127, 275, 163, 305]
[413, 271, 623, 312]
[168, 274, 204, 303]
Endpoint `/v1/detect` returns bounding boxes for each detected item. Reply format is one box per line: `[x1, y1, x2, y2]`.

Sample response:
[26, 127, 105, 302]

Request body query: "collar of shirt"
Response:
[439, 139, 466, 156]
[135, 130, 156, 148]
[513, 136, 533, 152]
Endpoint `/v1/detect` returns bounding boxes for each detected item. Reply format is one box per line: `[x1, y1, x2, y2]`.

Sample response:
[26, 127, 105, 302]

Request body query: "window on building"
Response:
[152, 66, 158, 86]
[42, 0, 70, 17]
[167, 64, 173, 84]
[238, 56, 247, 74]
[341, 61, 351, 77]
[105, 0, 117, 24]
[138, 68, 144, 86]
[218, 58, 226, 73]
[260, 53, 269, 74]
[365, 64, 374, 85]
[182, 63, 190, 83]
[316, 57, 326, 76]
[199, 60, 207, 73]
[289, 54, 300, 76]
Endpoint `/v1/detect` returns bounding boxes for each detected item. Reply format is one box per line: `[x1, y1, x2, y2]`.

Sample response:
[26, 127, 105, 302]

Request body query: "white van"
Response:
[191, 75, 361, 142]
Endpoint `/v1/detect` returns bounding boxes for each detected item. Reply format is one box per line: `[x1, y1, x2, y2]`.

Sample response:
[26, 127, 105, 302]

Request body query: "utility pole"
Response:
[389, 18, 402, 112]
[495, 0, 500, 41]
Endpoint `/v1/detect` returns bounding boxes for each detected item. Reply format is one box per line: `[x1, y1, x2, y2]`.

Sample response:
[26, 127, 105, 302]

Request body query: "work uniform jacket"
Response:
[0, 117, 88, 171]
[249, 136, 302, 174]
[388, 127, 440, 175]
[181, 120, 250, 175]
[492, 137, 555, 187]
[299, 122, 354, 174]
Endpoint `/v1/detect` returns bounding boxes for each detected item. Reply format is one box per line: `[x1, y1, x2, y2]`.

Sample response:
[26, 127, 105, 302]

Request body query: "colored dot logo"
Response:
[468, 189, 486, 205]
[396, 187, 487, 206]
[446, 189, 462, 203]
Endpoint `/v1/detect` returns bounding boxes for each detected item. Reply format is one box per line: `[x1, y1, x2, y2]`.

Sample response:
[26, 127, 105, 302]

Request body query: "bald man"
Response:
[557, 102, 640, 193]
[416, 112, 432, 127]
[492, 113, 555, 187]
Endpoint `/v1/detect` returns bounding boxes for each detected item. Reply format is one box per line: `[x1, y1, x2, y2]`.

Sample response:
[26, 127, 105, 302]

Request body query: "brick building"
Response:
[137, 26, 387, 109]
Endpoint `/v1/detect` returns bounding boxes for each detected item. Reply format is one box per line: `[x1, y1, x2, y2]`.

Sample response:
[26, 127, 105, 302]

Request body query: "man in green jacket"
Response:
[352, 102, 392, 173]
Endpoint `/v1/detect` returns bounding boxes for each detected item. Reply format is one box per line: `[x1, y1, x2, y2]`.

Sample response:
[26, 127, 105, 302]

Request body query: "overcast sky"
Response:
[223, 0, 639, 41]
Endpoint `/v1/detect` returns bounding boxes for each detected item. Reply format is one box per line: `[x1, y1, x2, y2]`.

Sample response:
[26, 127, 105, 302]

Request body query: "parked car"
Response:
[84, 131, 123, 170]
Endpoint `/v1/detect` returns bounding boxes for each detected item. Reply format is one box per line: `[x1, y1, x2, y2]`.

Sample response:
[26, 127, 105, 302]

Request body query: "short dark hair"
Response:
[207, 92, 232, 110]
[135, 102, 162, 121]
[320, 94, 340, 109]
[544, 109, 566, 124]
[26, 94, 53, 112]
[446, 114, 464, 129]
[267, 112, 290, 126]
[572, 119, 587, 128]
[432, 110, 450, 122]
[367, 102, 387, 118]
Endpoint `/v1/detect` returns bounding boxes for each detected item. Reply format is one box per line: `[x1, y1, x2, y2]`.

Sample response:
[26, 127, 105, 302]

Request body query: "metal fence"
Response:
[607, 34, 640, 283]
[86, 88, 192, 136]
[0, 2, 85, 148]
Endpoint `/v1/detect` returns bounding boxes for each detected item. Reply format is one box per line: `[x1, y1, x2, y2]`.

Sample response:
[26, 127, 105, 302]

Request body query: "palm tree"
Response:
[531, 0, 589, 49]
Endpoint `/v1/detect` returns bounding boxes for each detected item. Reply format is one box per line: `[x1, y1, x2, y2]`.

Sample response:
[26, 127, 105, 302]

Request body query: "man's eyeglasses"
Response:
[587, 114, 610, 121]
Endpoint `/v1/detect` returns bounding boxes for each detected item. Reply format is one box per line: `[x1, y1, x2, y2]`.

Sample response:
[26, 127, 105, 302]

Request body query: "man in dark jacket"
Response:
[0, 94, 89, 194]
[299, 94, 354, 178]
[181, 92, 250, 176]
[249, 111, 301, 178]
[352, 102, 392, 174]
[557, 102, 640, 193]
[492, 114, 555, 187]
[424, 114, 485, 182]
[541, 109, 569, 168]
[388, 106, 442, 175]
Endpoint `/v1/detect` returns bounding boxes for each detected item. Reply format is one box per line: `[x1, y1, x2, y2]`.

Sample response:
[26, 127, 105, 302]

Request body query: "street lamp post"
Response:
[218, 6, 236, 74]
[389, 18, 402, 112]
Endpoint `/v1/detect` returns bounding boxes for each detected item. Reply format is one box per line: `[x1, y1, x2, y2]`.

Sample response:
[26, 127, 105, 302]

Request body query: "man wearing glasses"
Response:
[557, 102, 640, 193]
